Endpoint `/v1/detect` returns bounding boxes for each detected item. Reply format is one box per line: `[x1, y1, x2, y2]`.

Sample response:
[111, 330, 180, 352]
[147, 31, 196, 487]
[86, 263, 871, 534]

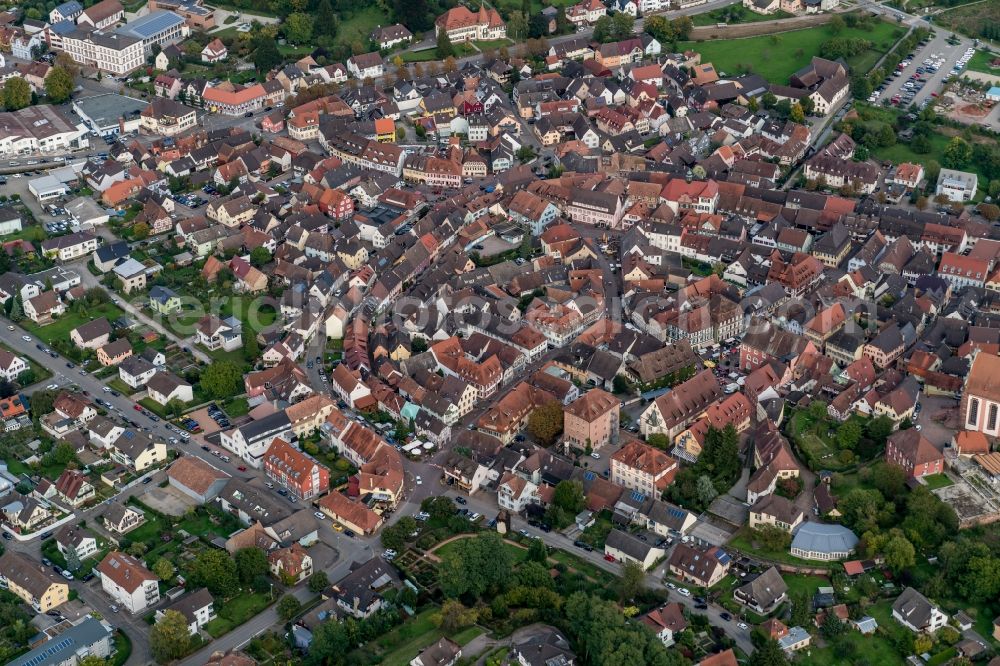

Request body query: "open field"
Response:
[680, 20, 902, 82]
[334, 6, 392, 49]
[965, 49, 999, 75]
[934, 1, 1000, 40]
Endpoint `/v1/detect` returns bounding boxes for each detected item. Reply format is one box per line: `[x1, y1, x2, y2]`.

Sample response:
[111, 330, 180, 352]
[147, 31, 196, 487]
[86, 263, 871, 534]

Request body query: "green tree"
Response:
[789, 102, 805, 123]
[421, 496, 456, 522]
[508, 10, 528, 40]
[866, 416, 894, 443]
[695, 474, 717, 505]
[150, 610, 192, 663]
[527, 401, 564, 446]
[152, 557, 175, 581]
[643, 15, 674, 43]
[64, 547, 81, 573]
[243, 332, 259, 362]
[277, 594, 301, 621]
[285, 12, 313, 43]
[527, 536, 548, 563]
[253, 38, 282, 74]
[883, 532, 915, 573]
[29, 389, 62, 420]
[250, 246, 272, 267]
[44, 441, 76, 466]
[200, 360, 243, 399]
[618, 560, 645, 601]
[188, 549, 240, 597]
[45, 66, 75, 103]
[438, 532, 513, 599]
[610, 12, 635, 40]
[381, 516, 418, 551]
[807, 400, 828, 421]
[308, 570, 329, 593]
[943, 137, 972, 169]
[234, 547, 269, 584]
[870, 462, 906, 500]
[436, 30, 455, 59]
[2, 78, 30, 111]
[748, 637, 789, 666]
[836, 419, 862, 450]
[434, 599, 478, 632]
[911, 133, 931, 154]
[820, 611, 845, 639]
[552, 480, 585, 515]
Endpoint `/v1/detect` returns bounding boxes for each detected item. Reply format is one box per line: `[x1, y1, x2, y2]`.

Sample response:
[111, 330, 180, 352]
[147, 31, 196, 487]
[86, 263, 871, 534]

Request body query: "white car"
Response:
[738, 622, 749, 630]
[21, 335, 30, 342]
[45, 384, 58, 390]
[678, 587, 691, 597]
[384, 549, 397, 560]
[415, 475, 422, 485]
[667, 582, 676, 589]
[314, 511, 325, 520]
[590, 452, 600, 459]
[102, 387, 111, 393]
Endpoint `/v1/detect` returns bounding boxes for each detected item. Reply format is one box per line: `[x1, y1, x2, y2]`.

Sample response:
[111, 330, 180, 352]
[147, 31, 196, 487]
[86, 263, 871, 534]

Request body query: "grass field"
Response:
[22, 303, 126, 346]
[204, 592, 273, 637]
[680, 20, 902, 82]
[334, 6, 392, 49]
[965, 49, 999, 75]
[474, 39, 513, 51]
[934, 1, 1000, 40]
[433, 538, 529, 563]
[922, 473, 954, 490]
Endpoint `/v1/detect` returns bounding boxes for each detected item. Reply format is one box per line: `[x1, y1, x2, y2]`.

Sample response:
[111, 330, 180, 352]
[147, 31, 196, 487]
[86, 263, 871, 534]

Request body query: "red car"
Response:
[133, 404, 142, 411]
[604, 554, 616, 562]
[237, 465, 247, 471]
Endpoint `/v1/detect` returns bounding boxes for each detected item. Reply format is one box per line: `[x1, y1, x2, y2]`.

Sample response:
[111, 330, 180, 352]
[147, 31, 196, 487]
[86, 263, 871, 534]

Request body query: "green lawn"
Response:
[922, 473, 954, 490]
[965, 49, 999, 75]
[22, 303, 126, 346]
[402, 49, 440, 63]
[334, 6, 392, 48]
[680, 20, 902, 82]
[204, 592, 274, 637]
[433, 538, 529, 564]
[807, 633, 906, 666]
[473, 39, 513, 51]
[782, 573, 830, 599]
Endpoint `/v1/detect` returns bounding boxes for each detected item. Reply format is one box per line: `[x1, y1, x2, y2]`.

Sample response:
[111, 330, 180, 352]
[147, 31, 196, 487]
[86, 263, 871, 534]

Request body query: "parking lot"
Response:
[874, 31, 976, 109]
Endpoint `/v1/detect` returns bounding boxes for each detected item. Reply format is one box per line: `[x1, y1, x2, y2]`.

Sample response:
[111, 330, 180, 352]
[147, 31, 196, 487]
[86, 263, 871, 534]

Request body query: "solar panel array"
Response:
[22, 638, 75, 666]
